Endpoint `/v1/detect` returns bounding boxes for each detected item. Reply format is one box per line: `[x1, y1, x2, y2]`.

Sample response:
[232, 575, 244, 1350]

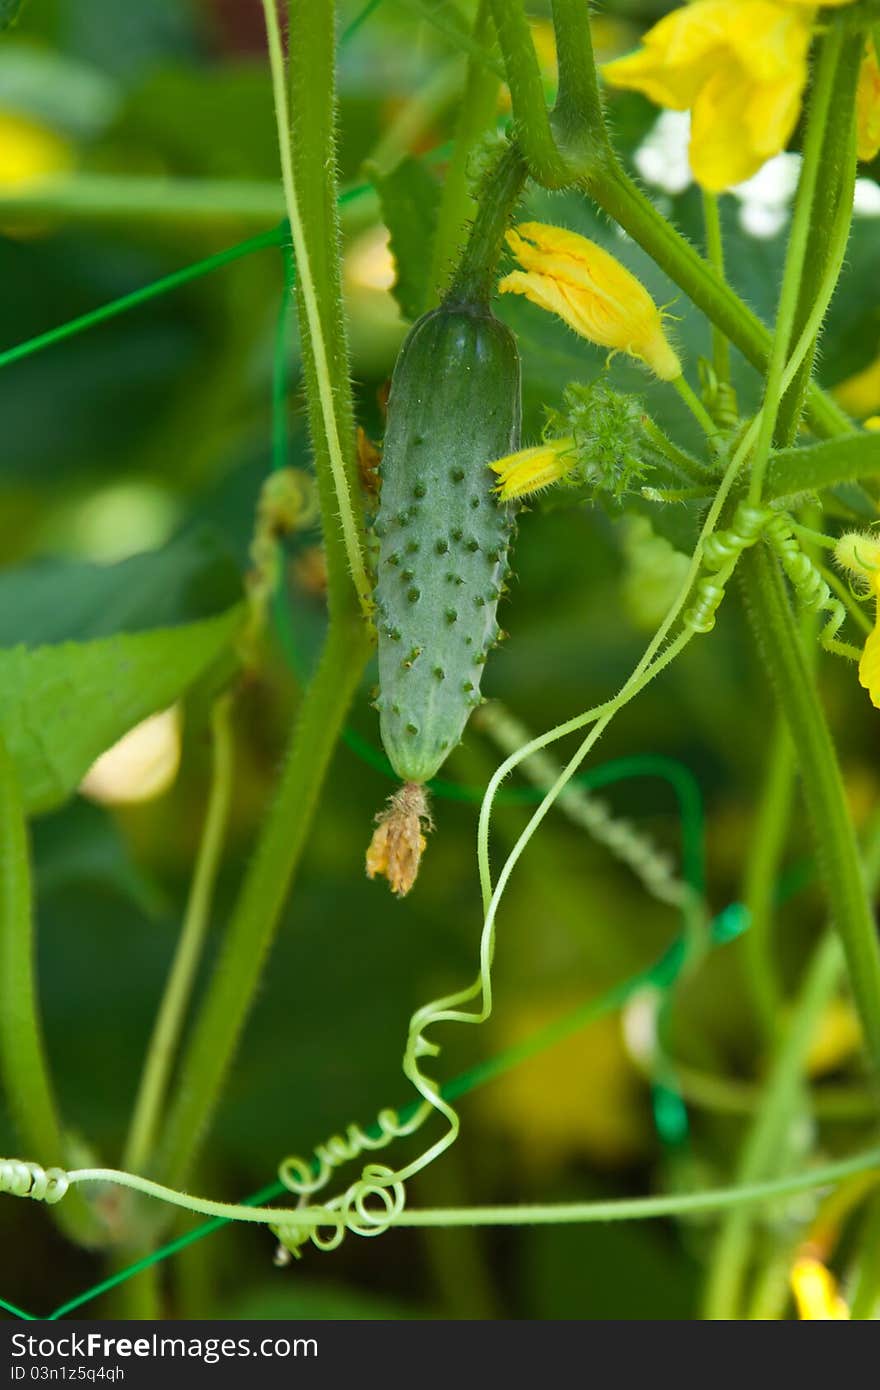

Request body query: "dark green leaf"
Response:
[0, 526, 243, 647]
[366, 155, 441, 322]
[0, 0, 27, 30]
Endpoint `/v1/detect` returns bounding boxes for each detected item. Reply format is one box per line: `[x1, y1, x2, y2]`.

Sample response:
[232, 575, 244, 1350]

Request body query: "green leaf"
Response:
[0, 526, 243, 648]
[0, 606, 242, 815]
[366, 155, 441, 321]
[765, 433, 880, 501]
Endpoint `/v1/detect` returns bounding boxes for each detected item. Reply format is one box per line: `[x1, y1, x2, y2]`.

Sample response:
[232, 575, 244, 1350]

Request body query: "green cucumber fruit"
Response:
[373, 300, 521, 784]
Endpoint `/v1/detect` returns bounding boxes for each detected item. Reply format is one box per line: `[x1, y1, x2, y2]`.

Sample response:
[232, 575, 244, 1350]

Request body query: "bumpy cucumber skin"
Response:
[374, 302, 521, 784]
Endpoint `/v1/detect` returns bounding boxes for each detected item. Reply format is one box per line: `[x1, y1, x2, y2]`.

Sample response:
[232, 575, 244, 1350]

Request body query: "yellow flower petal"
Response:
[857, 38, 880, 163]
[489, 439, 573, 501]
[603, 0, 814, 191]
[859, 615, 880, 709]
[834, 349, 880, 418]
[791, 1257, 850, 1320]
[499, 223, 680, 380]
[0, 111, 73, 187]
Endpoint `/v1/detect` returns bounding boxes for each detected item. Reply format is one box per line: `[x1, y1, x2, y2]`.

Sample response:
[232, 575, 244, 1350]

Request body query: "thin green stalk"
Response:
[154, 614, 372, 1190]
[489, 0, 569, 187]
[48, 1143, 880, 1231]
[446, 141, 527, 305]
[702, 192, 731, 388]
[0, 738, 104, 1248]
[0, 175, 290, 225]
[671, 373, 719, 439]
[123, 694, 235, 1175]
[264, 0, 371, 617]
[747, 18, 848, 503]
[427, 0, 502, 303]
[775, 31, 863, 446]
[741, 725, 796, 1040]
[703, 932, 845, 1319]
[740, 544, 880, 1070]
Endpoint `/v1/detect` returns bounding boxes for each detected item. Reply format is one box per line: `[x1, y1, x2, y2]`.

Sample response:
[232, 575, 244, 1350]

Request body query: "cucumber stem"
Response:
[445, 142, 527, 308]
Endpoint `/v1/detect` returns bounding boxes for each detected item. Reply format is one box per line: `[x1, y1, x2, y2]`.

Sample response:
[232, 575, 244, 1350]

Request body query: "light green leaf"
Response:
[366, 155, 441, 322]
[0, 606, 242, 815]
[766, 433, 880, 501]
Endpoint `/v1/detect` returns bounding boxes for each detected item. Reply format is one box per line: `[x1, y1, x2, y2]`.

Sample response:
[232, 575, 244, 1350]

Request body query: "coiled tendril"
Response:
[0, 1158, 69, 1204]
[684, 502, 857, 659]
[698, 362, 739, 431]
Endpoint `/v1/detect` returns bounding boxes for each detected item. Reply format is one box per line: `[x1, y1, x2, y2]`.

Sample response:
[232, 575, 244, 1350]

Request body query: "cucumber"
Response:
[373, 301, 521, 785]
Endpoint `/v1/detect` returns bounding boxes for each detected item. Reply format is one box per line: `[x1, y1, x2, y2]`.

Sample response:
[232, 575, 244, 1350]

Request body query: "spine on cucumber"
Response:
[373, 299, 521, 785]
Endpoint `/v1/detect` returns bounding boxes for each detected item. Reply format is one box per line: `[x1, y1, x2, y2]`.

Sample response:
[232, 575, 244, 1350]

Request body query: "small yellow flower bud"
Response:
[498, 222, 681, 381]
[489, 438, 574, 502]
[791, 1256, 850, 1320]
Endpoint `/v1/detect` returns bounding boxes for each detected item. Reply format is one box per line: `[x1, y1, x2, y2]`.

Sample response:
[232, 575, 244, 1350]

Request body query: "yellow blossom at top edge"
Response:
[857, 38, 880, 163]
[498, 222, 681, 381]
[602, 1, 828, 192]
[791, 1257, 850, 1320]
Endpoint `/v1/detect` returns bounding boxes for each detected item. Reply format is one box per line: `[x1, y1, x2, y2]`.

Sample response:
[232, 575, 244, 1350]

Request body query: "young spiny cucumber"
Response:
[373, 300, 521, 785]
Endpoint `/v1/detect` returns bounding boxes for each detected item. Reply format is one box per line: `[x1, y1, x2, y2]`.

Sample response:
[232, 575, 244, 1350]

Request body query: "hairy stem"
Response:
[489, 0, 569, 186]
[0, 738, 105, 1248]
[701, 192, 731, 389]
[264, 0, 371, 617]
[740, 545, 880, 1070]
[427, 0, 502, 303]
[445, 141, 527, 305]
[747, 17, 848, 503]
[741, 724, 795, 1041]
[549, 0, 610, 164]
[775, 30, 862, 446]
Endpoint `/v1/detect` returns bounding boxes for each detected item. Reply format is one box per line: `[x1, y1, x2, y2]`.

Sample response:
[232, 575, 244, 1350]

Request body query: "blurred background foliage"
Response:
[1, 0, 879, 1321]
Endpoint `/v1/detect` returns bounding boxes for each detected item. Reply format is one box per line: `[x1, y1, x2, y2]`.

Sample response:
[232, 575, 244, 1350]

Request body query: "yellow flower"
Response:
[857, 38, 880, 163]
[0, 110, 72, 187]
[499, 222, 681, 380]
[834, 346, 880, 419]
[834, 531, 880, 707]
[791, 1256, 850, 1320]
[602, 1, 855, 192]
[489, 437, 574, 501]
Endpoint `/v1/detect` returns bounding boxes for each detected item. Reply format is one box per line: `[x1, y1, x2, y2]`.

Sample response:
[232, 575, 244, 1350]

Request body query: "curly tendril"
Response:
[0, 1158, 69, 1204]
[685, 502, 857, 659]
